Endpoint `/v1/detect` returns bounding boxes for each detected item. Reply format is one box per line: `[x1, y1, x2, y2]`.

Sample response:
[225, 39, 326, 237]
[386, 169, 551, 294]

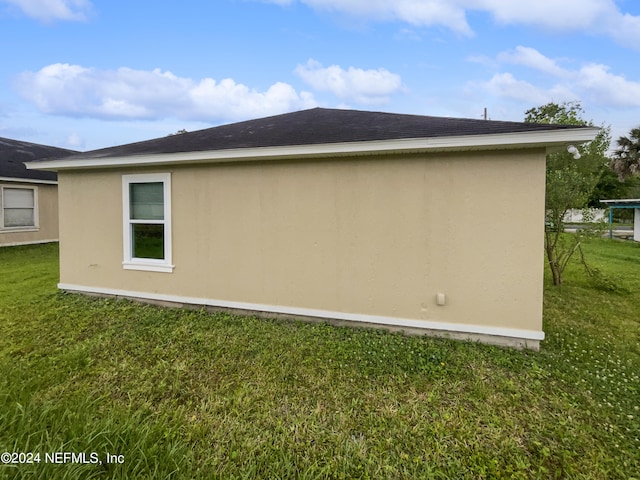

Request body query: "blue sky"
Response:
[1, 0, 639, 151]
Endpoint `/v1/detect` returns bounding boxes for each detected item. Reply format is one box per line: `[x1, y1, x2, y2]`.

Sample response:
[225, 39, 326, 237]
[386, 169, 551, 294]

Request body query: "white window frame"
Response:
[122, 173, 173, 273]
[0, 185, 39, 232]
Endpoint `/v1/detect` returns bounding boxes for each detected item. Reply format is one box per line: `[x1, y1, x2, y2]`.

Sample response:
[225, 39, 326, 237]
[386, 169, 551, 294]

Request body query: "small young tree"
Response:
[525, 101, 610, 285]
[543, 168, 594, 285]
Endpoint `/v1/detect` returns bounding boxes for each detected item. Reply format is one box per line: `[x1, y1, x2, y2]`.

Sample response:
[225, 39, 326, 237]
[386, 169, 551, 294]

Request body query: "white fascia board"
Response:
[0, 176, 58, 185]
[26, 127, 600, 171]
[600, 198, 640, 204]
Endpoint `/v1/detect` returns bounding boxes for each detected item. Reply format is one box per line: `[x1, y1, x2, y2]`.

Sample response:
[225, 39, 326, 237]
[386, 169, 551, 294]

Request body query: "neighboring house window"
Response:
[122, 173, 173, 273]
[1, 186, 38, 230]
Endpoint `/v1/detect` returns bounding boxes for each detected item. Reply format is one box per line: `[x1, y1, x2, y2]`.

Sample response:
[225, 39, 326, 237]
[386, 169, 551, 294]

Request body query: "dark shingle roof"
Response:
[40, 108, 587, 162]
[0, 137, 77, 181]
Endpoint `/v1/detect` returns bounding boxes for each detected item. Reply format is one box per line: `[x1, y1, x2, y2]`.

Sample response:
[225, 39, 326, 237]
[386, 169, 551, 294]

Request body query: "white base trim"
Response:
[1, 239, 58, 247]
[58, 283, 545, 342]
[1, 227, 39, 234]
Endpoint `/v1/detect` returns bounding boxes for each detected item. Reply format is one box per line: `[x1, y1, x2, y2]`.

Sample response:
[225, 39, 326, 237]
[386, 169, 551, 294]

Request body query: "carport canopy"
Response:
[600, 199, 640, 240]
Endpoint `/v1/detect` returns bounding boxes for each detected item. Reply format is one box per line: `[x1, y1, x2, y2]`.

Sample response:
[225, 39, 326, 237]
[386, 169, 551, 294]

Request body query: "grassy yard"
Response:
[0, 241, 638, 479]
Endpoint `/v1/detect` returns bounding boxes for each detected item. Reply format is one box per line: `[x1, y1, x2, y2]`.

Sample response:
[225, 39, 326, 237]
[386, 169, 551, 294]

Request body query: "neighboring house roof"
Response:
[600, 199, 640, 208]
[26, 108, 600, 171]
[0, 137, 77, 183]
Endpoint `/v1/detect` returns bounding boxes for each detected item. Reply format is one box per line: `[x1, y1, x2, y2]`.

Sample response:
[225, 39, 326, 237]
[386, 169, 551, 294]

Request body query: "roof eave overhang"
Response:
[0, 175, 58, 185]
[25, 128, 600, 172]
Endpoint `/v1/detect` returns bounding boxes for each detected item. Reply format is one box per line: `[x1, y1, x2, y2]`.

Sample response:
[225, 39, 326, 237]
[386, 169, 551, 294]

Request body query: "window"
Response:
[1, 186, 38, 230]
[122, 173, 173, 272]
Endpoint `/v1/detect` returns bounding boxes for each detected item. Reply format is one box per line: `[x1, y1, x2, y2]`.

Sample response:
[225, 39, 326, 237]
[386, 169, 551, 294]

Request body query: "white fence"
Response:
[563, 208, 606, 223]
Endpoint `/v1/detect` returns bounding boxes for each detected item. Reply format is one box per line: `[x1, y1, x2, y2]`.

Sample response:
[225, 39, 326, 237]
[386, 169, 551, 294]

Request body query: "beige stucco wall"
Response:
[58, 149, 546, 341]
[0, 181, 58, 247]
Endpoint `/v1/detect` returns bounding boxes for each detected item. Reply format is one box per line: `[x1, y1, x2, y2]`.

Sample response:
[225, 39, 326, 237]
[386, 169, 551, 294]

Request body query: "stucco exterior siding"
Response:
[58, 149, 546, 345]
[0, 181, 58, 247]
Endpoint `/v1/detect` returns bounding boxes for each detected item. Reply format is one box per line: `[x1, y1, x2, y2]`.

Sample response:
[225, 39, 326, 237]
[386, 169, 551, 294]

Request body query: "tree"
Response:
[589, 164, 638, 207]
[167, 129, 188, 136]
[610, 126, 640, 180]
[525, 101, 610, 286]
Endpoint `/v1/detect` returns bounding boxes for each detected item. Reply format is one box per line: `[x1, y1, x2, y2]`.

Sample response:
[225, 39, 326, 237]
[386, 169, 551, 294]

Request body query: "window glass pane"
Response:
[4, 188, 34, 208]
[130, 182, 164, 220]
[132, 223, 164, 259]
[4, 208, 34, 227]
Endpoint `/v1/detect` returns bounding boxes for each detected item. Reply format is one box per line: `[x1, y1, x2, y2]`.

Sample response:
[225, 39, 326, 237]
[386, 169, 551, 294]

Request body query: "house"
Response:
[27, 108, 599, 349]
[0, 137, 76, 247]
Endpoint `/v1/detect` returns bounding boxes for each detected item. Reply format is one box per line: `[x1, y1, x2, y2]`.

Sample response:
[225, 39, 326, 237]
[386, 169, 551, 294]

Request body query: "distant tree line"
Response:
[167, 129, 188, 136]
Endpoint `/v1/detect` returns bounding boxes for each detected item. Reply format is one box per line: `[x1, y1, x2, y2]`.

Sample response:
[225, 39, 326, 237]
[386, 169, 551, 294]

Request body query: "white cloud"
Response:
[264, 0, 473, 35]
[294, 59, 403, 104]
[497, 46, 568, 78]
[1, 0, 92, 22]
[611, 13, 640, 49]
[576, 64, 640, 107]
[15, 63, 318, 122]
[262, 0, 640, 48]
[65, 132, 84, 149]
[189, 79, 316, 119]
[476, 0, 640, 50]
[477, 47, 640, 109]
[483, 73, 559, 105]
[474, 0, 612, 29]
[258, 0, 293, 4]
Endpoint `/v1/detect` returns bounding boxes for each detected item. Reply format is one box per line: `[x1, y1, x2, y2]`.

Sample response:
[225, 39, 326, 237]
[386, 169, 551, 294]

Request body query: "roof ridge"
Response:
[26, 108, 597, 163]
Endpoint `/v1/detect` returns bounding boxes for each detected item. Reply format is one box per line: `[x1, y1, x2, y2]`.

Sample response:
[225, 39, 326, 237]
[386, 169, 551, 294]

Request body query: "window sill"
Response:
[122, 261, 174, 273]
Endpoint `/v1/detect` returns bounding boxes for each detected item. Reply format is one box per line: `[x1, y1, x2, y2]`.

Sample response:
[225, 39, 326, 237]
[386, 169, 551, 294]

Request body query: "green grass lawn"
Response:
[0, 241, 638, 479]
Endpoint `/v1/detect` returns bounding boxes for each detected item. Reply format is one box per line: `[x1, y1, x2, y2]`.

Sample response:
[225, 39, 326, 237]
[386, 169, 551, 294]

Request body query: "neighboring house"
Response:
[0, 137, 76, 247]
[27, 108, 598, 349]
